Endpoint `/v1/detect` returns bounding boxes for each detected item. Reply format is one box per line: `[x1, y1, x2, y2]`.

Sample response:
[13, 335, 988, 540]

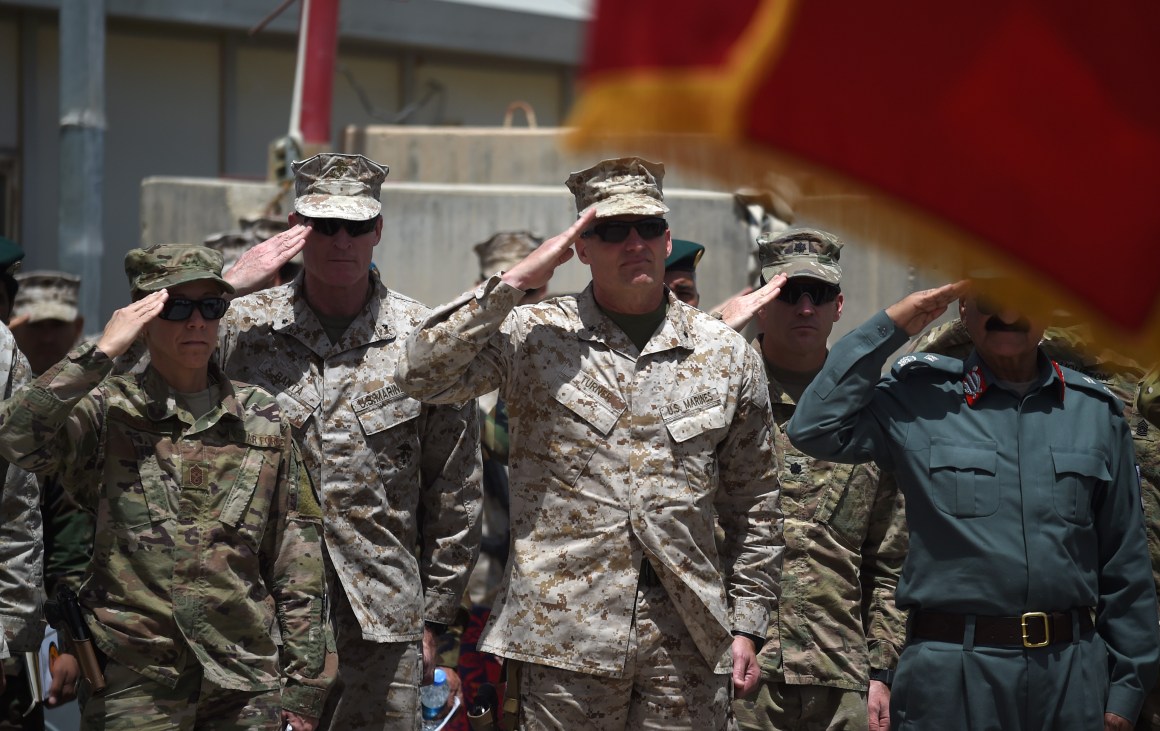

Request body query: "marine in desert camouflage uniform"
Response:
[0, 245, 332, 730]
[724, 229, 907, 731]
[218, 153, 482, 731]
[397, 157, 783, 730]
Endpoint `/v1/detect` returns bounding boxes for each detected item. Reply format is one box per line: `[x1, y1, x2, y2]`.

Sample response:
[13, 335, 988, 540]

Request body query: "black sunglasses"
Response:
[305, 216, 378, 237]
[159, 297, 229, 322]
[581, 217, 669, 243]
[777, 279, 840, 306]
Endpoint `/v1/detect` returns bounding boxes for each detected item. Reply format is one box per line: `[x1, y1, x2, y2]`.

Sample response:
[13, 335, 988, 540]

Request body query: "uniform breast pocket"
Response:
[665, 405, 727, 493]
[1050, 447, 1109, 525]
[219, 447, 273, 553]
[549, 381, 623, 487]
[929, 440, 999, 518]
[356, 397, 423, 475]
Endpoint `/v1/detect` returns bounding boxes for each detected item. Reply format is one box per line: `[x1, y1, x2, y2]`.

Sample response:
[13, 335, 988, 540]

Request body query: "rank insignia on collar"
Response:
[963, 365, 988, 407]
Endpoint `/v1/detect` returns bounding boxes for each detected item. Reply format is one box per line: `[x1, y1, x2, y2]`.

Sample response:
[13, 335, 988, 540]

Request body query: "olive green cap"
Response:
[757, 228, 843, 285]
[665, 239, 705, 273]
[124, 244, 235, 295]
[0, 236, 24, 276]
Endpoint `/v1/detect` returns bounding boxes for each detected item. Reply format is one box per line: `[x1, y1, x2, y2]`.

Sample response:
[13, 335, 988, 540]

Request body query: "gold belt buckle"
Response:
[1021, 611, 1051, 648]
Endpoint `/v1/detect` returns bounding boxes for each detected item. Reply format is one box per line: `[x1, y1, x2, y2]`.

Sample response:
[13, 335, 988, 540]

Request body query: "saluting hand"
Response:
[225, 223, 309, 297]
[95, 290, 168, 359]
[715, 274, 788, 331]
[884, 280, 969, 336]
[501, 209, 596, 293]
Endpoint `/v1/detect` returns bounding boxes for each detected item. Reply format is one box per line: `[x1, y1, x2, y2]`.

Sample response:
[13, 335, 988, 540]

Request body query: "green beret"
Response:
[665, 239, 705, 273]
[0, 237, 25, 276]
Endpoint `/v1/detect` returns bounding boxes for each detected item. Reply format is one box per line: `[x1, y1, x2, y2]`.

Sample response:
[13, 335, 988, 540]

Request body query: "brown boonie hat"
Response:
[474, 231, 542, 277]
[292, 153, 388, 221]
[13, 271, 81, 323]
[124, 244, 235, 295]
[566, 157, 669, 218]
[758, 228, 843, 285]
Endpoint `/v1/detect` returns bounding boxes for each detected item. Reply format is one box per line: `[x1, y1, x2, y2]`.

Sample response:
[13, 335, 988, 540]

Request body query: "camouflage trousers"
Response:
[518, 583, 731, 731]
[317, 584, 422, 731]
[77, 661, 281, 730]
[732, 678, 866, 731]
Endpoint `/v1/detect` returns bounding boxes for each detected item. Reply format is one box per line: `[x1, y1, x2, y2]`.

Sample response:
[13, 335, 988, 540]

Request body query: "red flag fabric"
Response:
[568, 0, 1160, 363]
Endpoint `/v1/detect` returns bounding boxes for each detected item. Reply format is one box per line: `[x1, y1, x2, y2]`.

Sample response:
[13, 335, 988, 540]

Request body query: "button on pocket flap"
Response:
[355, 393, 422, 436]
[279, 386, 320, 430]
[665, 405, 728, 443]
[553, 379, 624, 436]
[1051, 448, 1111, 481]
[220, 448, 267, 527]
[929, 442, 998, 474]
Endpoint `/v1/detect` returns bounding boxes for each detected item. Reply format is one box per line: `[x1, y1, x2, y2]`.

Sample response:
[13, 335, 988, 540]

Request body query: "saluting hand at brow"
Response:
[96, 290, 169, 359]
[501, 209, 596, 293]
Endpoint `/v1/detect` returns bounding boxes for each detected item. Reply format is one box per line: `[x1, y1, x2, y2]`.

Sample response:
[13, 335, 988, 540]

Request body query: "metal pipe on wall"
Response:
[58, 0, 105, 324]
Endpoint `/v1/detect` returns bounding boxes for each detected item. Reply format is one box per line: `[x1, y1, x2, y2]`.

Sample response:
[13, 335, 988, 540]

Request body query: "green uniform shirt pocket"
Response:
[220, 448, 267, 527]
[929, 440, 999, 518]
[1050, 447, 1110, 525]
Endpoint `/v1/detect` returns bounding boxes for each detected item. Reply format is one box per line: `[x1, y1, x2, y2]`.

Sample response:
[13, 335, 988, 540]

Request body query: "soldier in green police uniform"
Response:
[663, 239, 704, 307]
[728, 229, 907, 731]
[0, 245, 334, 730]
[787, 282, 1160, 730]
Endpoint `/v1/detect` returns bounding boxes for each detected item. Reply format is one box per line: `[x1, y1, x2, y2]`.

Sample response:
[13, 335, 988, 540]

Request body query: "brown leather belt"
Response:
[912, 609, 1094, 648]
[639, 558, 662, 588]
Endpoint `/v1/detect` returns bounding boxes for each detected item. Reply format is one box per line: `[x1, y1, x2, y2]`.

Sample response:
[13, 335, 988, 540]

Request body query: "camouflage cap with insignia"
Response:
[124, 244, 235, 296]
[474, 231, 542, 277]
[566, 157, 669, 219]
[665, 239, 705, 273]
[758, 227, 843, 285]
[0, 236, 24, 276]
[1140, 369, 1160, 428]
[12, 271, 81, 323]
[292, 153, 388, 221]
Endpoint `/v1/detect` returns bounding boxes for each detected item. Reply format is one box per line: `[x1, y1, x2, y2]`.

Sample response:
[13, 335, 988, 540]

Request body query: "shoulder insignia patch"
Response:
[892, 352, 963, 380]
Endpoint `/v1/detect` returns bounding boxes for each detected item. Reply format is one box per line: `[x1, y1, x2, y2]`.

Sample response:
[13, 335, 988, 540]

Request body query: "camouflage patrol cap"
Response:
[12, 271, 80, 323]
[124, 244, 235, 296]
[474, 231, 542, 277]
[758, 228, 843, 285]
[292, 153, 388, 221]
[1140, 369, 1160, 428]
[566, 157, 669, 219]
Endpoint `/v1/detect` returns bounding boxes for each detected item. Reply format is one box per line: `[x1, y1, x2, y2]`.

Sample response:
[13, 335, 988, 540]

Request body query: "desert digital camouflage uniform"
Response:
[0, 322, 45, 729]
[397, 276, 782, 719]
[0, 341, 332, 720]
[217, 268, 482, 728]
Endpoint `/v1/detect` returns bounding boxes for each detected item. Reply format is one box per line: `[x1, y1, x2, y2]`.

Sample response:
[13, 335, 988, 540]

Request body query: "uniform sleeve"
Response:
[0, 342, 110, 506]
[1096, 415, 1160, 721]
[714, 347, 783, 638]
[396, 276, 522, 404]
[263, 433, 334, 719]
[0, 327, 44, 658]
[858, 467, 908, 672]
[417, 400, 483, 624]
[786, 310, 910, 467]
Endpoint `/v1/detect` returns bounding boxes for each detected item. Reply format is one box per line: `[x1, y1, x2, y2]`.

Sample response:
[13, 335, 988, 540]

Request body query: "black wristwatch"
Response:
[869, 667, 895, 687]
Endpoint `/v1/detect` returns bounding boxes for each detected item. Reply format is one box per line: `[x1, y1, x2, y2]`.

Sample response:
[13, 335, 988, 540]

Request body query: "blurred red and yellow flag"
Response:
[567, 0, 1160, 365]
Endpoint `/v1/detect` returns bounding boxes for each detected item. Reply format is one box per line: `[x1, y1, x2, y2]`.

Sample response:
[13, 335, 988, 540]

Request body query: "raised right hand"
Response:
[884, 281, 969, 336]
[225, 224, 309, 297]
[500, 210, 595, 292]
[95, 290, 168, 359]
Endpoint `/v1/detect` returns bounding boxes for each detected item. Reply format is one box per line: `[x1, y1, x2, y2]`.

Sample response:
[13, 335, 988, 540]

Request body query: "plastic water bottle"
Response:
[420, 667, 450, 729]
